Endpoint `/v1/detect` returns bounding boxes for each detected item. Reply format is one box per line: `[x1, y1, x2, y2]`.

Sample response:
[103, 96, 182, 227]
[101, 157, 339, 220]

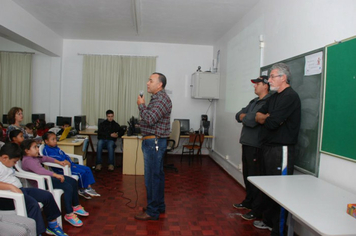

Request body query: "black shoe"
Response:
[241, 211, 257, 220]
[232, 203, 251, 210]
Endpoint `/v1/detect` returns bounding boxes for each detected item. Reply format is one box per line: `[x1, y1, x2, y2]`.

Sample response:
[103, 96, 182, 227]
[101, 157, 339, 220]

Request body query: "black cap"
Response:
[251, 76, 269, 84]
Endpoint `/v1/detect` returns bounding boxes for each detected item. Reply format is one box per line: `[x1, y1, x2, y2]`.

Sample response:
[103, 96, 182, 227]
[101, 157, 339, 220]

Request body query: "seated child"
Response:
[0, 122, 6, 142]
[21, 139, 89, 227]
[35, 119, 49, 137]
[42, 132, 100, 199]
[56, 121, 71, 136]
[25, 123, 37, 138]
[9, 129, 24, 145]
[0, 142, 67, 236]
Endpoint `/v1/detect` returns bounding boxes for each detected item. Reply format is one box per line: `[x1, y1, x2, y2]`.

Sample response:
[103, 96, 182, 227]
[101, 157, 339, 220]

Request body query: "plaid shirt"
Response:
[139, 90, 172, 138]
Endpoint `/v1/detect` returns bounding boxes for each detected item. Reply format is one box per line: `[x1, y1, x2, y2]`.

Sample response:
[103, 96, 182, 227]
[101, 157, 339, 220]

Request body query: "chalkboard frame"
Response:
[260, 48, 325, 176]
[321, 36, 356, 163]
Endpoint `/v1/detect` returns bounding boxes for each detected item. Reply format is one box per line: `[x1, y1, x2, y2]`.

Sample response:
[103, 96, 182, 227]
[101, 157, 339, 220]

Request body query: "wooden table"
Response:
[57, 137, 86, 165]
[79, 128, 97, 159]
[248, 175, 356, 236]
[122, 135, 144, 175]
[121, 134, 214, 175]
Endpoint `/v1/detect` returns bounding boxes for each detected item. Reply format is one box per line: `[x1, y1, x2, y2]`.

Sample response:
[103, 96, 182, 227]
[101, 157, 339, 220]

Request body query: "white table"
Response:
[248, 175, 356, 236]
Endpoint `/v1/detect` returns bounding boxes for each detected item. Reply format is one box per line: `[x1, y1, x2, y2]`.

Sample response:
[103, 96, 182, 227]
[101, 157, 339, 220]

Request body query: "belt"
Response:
[142, 135, 159, 140]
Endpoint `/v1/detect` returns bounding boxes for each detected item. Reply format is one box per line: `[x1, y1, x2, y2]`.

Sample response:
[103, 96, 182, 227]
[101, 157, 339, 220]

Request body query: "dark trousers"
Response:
[51, 175, 79, 214]
[241, 145, 262, 214]
[261, 145, 295, 236]
[23, 187, 61, 234]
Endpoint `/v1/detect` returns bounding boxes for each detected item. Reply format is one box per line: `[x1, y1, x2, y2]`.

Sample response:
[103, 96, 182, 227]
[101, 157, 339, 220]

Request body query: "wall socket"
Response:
[237, 163, 243, 172]
[225, 155, 229, 160]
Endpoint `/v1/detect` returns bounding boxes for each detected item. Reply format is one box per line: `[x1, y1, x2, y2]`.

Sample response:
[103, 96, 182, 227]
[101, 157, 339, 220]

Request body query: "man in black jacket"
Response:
[254, 63, 301, 236]
[95, 110, 123, 171]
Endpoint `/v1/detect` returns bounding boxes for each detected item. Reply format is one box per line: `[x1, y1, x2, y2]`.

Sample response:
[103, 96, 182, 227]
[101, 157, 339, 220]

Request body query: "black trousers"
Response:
[241, 145, 262, 213]
[261, 145, 295, 236]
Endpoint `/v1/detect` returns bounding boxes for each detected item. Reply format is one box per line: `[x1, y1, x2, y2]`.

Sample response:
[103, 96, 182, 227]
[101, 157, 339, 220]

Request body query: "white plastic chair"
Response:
[0, 190, 27, 217]
[15, 161, 63, 227]
[0, 190, 37, 235]
[39, 144, 83, 181]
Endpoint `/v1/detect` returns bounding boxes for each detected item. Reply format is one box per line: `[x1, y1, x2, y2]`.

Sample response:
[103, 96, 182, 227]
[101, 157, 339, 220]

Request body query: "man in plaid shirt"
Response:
[135, 72, 172, 221]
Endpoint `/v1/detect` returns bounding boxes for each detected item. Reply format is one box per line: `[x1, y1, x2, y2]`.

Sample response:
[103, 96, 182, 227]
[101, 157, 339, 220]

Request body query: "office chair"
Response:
[181, 133, 205, 165]
[164, 120, 180, 172]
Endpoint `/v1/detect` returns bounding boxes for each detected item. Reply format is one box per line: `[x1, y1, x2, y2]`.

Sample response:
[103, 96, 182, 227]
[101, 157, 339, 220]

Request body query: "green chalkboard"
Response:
[261, 48, 324, 175]
[321, 37, 356, 162]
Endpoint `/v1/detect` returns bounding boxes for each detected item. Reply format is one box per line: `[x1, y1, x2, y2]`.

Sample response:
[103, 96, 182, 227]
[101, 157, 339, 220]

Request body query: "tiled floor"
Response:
[61, 155, 270, 236]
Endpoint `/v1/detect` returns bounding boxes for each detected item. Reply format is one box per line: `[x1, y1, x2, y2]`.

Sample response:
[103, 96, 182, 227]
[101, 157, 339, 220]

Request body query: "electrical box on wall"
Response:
[191, 72, 220, 99]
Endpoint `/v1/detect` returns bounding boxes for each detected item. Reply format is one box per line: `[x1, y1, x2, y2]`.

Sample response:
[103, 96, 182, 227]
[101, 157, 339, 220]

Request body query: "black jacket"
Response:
[98, 120, 124, 141]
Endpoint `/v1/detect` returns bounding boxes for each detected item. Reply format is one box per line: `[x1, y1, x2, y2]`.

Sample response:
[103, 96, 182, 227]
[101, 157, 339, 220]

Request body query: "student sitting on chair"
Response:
[35, 119, 49, 137]
[95, 109, 124, 172]
[21, 139, 89, 227]
[0, 143, 67, 236]
[42, 132, 100, 199]
[0, 122, 6, 142]
[57, 121, 71, 136]
[9, 130, 24, 146]
[25, 123, 37, 139]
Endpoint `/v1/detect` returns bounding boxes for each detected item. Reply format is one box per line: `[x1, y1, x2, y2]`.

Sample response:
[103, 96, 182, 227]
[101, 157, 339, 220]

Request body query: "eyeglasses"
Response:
[269, 74, 283, 79]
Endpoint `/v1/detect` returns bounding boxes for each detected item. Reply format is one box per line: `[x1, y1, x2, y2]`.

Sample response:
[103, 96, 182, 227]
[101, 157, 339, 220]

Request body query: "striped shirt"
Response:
[139, 89, 172, 138]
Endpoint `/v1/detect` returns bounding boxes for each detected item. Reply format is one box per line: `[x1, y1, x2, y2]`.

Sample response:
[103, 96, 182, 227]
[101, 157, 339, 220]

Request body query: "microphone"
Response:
[139, 90, 144, 98]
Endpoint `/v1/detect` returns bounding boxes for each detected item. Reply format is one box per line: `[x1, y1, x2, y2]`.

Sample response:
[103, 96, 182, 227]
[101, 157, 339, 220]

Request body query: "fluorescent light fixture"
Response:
[131, 0, 141, 35]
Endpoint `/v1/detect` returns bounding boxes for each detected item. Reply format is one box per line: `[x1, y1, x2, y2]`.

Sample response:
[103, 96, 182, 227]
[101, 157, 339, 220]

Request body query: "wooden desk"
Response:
[122, 135, 144, 175]
[121, 134, 215, 175]
[248, 175, 356, 236]
[57, 137, 86, 165]
[79, 128, 97, 159]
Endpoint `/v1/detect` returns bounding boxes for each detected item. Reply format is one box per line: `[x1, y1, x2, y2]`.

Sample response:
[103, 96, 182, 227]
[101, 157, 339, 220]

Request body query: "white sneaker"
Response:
[85, 188, 101, 197]
[253, 220, 272, 231]
[78, 190, 92, 199]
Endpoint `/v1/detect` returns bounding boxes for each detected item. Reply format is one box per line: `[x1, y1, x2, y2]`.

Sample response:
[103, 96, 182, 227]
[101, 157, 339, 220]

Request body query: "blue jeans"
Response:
[51, 176, 79, 214]
[142, 138, 167, 219]
[96, 139, 116, 165]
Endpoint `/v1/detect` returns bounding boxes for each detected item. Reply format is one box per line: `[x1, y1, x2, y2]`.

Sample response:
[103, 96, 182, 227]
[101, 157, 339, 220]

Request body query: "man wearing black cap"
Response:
[233, 75, 270, 221]
[254, 63, 301, 235]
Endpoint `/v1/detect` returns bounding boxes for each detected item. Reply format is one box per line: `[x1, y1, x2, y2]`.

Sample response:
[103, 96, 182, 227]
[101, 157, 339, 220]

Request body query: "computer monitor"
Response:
[174, 119, 190, 135]
[2, 114, 8, 124]
[32, 113, 45, 124]
[74, 115, 86, 131]
[56, 116, 72, 127]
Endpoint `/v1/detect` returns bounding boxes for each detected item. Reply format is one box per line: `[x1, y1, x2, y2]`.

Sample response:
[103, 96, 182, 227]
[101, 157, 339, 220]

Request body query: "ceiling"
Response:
[11, 0, 260, 46]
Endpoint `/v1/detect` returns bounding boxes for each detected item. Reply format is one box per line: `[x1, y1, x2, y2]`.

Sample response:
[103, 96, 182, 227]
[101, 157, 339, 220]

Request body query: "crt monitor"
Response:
[32, 113, 45, 124]
[56, 116, 72, 127]
[174, 119, 190, 134]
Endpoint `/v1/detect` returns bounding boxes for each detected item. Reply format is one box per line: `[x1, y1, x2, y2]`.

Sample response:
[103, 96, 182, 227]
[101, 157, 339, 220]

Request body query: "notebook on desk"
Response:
[58, 127, 72, 141]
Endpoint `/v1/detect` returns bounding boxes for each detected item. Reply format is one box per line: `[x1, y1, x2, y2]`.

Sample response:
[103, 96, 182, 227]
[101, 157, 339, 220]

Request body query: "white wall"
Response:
[0, 0, 63, 56]
[61, 40, 214, 130]
[0, 37, 61, 123]
[212, 0, 356, 194]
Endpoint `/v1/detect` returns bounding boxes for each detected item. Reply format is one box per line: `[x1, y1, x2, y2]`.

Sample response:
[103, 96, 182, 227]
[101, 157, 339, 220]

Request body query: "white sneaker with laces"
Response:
[85, 188, 101, 197]
[78, 190, 92, 199]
